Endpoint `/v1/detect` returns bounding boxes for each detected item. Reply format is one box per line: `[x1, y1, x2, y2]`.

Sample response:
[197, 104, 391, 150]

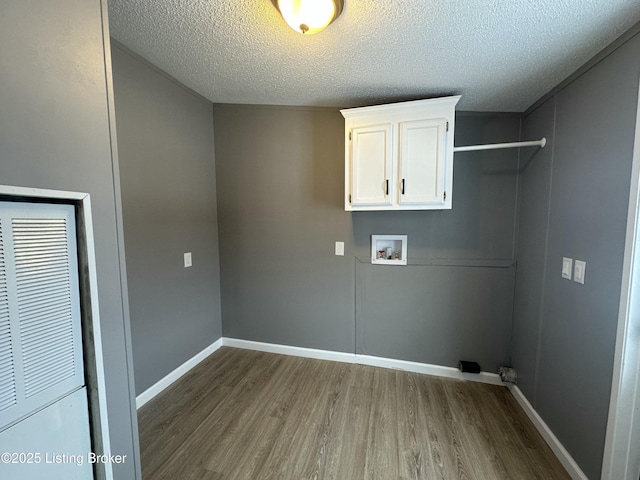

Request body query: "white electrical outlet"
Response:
[184, 252, 192, 268]
[574, 260, 586, 284]
[335, 242, 344, 256]
[562, 257, 573, 280]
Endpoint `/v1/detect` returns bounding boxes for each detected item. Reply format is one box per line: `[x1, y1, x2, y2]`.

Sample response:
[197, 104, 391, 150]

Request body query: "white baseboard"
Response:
[509, 385, 588, 480]
[221, 337, 357, 364]
[221, 337, 502, 385]
[356, 354, 503, 385]
[136, 338, 223, 409]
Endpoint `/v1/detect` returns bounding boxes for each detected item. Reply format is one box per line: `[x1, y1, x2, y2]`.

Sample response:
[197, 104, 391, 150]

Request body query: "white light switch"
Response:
[184, 252, 192, 268]
[574, 260, 586, 284]
[562, 257, 573, 280]
[335, 242, 344, 256]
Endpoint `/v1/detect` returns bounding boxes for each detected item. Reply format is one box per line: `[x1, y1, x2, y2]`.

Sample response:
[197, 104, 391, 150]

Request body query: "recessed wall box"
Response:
[371, 235, 407, 265]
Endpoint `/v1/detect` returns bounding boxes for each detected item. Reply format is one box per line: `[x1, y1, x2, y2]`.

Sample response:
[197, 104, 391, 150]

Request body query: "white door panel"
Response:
[0, 202, 92, 480]
[0, 388, 93, 479]
[0, 203, 84, 432]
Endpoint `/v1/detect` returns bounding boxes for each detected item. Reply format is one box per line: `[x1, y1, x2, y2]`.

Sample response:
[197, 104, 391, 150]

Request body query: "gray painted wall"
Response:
[511, 97, 556, 403]
[0, 1, 139, 478]
[214, 106, 355, 353]
[214, 105, 520, 369]
[356, 262, 515, 368]
[111, 45, 223, 395]
[512, 30, 640, 479]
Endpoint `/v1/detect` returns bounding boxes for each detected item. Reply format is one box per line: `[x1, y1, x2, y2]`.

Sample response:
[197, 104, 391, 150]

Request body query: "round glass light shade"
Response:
[275, 0, 343, 35]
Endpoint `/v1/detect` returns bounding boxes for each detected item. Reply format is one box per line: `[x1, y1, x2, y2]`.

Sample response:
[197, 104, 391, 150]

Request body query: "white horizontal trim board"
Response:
[135, 337, 582, 480]
[509, 385, 588, 480]
[135, 338, 223, 409]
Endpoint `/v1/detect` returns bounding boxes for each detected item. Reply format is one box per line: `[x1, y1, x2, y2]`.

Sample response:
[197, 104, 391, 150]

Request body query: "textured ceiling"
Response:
[108, 0, 640, 112]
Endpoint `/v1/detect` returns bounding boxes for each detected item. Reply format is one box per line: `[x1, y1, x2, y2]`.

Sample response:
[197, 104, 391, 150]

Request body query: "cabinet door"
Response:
[398, 118, 446, 206]
[350, 123, 393, 207]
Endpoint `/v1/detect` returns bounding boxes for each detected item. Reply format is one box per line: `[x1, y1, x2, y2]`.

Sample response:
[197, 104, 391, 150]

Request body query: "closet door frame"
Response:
[0, 185, 113, 480]
[602, 79, 640, 480]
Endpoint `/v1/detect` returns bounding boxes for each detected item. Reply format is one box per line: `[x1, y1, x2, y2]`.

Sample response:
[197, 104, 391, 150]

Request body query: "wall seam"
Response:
[507, 115, 525, 367]
[532, 95, 557, 409]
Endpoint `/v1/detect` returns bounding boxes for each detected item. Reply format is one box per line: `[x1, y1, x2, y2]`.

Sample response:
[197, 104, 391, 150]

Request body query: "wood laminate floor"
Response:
[138, 347, 571, 480]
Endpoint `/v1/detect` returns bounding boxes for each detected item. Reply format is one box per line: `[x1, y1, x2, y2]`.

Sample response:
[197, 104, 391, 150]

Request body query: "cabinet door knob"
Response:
[401, 179, 405, 195]
[386, 179, 389, 195]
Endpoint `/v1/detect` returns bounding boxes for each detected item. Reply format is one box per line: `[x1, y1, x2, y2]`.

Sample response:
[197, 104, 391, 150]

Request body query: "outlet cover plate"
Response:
[574, 260, 586, 284]
[562, 257, 573, 280]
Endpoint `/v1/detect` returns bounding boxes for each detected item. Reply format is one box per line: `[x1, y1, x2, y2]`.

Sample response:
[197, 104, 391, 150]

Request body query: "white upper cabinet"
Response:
[342, 96, 460, 211]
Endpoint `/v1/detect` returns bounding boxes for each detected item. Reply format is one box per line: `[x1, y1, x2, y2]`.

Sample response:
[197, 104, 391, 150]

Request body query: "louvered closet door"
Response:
[0, 202, 84, 432]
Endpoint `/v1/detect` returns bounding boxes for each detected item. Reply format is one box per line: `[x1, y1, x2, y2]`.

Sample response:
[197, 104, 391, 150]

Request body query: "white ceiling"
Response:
[108, 0, 640, 112]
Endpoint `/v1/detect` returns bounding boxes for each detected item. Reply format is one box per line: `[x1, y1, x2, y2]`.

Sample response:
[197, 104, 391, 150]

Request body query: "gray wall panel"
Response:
[111, 45, 223, 394]
[214, 106, 355, 353]
[511, 98, 556, 402]
[357, 262, 514, 369]
[514, 31, 640, 479]
[0, 1, 139, 477]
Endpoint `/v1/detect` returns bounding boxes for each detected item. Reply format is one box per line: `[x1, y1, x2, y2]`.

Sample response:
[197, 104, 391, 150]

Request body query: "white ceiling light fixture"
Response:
[272, 0, 344, 35]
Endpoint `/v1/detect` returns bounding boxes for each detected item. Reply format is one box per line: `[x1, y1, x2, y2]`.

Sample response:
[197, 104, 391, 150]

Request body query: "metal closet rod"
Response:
[453, 137, 546, 153]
